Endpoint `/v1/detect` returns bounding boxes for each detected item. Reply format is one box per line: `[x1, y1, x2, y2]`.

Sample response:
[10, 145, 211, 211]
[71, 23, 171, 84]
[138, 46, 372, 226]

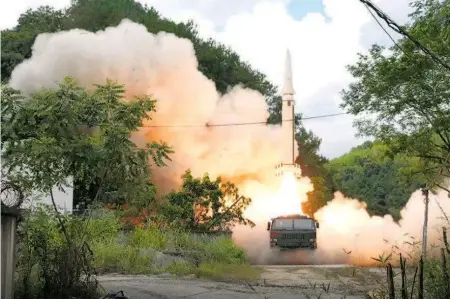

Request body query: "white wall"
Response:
[1, 150, 74, 214]
[31, 178, 74, 214]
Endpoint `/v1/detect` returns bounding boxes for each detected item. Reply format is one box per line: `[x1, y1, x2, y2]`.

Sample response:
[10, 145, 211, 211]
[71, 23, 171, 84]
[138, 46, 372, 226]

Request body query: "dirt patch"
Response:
[99, 265, 399, 298]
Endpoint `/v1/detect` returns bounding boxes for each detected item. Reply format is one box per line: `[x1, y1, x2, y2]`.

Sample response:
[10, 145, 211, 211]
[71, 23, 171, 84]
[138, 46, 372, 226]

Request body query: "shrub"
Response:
[91, 240, 153, 274]
[128, 226, 168, 250]
[424, 257, 450, 299]
[15, 205, 99, 299]
[200, 236, 247, 264]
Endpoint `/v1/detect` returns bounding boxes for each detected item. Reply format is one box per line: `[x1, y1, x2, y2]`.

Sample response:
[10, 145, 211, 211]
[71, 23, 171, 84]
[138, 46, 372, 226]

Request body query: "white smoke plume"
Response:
[9, 19, 289, 192]
[9, 19, 450, 265]
[235, 184, 450, 265]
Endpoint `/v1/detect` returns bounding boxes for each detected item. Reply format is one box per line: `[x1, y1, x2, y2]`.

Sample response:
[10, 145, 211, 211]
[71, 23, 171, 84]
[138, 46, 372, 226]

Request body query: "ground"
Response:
[98, 265, 395, 299]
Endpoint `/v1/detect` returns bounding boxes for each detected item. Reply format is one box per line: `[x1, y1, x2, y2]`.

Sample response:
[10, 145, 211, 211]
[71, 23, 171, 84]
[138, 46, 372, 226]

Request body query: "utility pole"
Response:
[421, 184, 430, 258]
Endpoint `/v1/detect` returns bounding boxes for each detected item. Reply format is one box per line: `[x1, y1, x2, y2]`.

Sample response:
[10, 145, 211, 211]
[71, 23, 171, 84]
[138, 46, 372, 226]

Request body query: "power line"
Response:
[139, 112, 347, 128]
[364, 5, 412, 59]
[360, 0, 450, 72]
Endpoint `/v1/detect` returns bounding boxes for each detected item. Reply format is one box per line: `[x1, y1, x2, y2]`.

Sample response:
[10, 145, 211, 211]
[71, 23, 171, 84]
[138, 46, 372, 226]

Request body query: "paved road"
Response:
[99, 265, 388, 299]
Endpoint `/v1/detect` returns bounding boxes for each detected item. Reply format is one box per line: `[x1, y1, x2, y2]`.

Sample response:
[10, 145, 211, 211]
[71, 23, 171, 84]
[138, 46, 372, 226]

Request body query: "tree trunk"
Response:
[418, 256, 424, 299]
[400, 254, 408, 299]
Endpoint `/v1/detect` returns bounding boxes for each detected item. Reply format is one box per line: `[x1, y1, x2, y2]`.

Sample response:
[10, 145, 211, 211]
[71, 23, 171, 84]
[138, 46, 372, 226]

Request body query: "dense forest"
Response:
[2, 0, 448, 219]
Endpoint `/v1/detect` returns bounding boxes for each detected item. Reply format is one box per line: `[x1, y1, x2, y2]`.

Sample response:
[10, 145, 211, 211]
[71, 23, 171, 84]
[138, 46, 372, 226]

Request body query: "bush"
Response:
[15, 205, 100, 299]
[128, 227, 167, 250]
[424, 257, 450, 299]
[200, 236, 247, 264]
[14, 206, 258, 298]
[91, 240, 153, 274]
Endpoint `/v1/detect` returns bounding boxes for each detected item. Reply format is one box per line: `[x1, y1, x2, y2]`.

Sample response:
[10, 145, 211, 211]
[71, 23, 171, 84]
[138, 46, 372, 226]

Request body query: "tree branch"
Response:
[435, 183, 450, 194]
[50, 189, 72, 247]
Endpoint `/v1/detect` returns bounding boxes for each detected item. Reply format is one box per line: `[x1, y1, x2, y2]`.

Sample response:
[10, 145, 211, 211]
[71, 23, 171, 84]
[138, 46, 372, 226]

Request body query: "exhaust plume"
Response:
[9, 20, 449, 265]
[236, 181, 450, 265]
[9, 19, 290, 193]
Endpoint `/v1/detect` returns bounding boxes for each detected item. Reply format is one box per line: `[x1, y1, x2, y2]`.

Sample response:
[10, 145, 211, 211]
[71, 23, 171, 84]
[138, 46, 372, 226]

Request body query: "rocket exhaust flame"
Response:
[8, 20, 450, 266]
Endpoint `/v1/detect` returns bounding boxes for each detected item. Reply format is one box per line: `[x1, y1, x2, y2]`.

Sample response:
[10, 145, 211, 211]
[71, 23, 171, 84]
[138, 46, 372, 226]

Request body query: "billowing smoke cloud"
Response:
[9, 19, 449, 266]
[9, 19, 289, 193]
[235, 183, 450, 265]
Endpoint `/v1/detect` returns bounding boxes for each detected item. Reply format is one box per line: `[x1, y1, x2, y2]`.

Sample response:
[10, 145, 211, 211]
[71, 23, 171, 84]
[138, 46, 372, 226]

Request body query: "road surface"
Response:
[99, 265, 390, 298]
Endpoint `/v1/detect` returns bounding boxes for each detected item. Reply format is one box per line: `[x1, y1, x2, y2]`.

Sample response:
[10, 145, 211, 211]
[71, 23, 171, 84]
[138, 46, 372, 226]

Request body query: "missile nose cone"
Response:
[282, 49, 295, 95]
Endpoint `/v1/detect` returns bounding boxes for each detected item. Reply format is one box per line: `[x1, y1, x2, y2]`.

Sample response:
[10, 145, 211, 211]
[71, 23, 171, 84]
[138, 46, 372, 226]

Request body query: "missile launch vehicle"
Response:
[267, 214, 319, 249]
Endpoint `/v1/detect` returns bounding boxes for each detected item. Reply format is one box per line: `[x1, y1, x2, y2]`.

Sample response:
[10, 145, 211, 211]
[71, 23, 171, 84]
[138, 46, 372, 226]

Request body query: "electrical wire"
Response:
[360, 0, 450, 72]
[139, 112, 347, 128]
[364, 5, 413, 59]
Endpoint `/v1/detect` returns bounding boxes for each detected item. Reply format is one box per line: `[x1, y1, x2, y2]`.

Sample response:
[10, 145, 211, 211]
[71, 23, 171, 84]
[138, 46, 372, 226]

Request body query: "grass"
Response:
[14, 206, 261, 299]
[91, 229, 261, 280]
[83, 211, 259, 281]
[165, 260, 262, 281]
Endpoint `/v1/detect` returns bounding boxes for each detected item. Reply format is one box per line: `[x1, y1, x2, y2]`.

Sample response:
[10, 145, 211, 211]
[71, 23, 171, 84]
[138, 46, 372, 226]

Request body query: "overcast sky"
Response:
[1, 0, 413, 159]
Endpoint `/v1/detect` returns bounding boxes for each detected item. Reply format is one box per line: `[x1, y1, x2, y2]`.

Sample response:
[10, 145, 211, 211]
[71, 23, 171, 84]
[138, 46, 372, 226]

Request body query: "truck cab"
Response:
[267, 214, 319, 249]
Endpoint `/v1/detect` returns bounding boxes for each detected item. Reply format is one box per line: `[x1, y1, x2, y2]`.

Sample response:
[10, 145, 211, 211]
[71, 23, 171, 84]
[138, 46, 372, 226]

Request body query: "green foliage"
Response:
[1, 6, 65, 83]
[295, 117, 333, 217]
[325, 141, 426, 218]
[1, 0, 330, 215]
[162, 170, 253, 231]
[1, 79, 172, 208]
[341, 0, 450, 191]
[128, 227, 167, 250]
[16, 206, 255, 297]
[302, 176, 331, 218]
[91, 240, 154, 274]
[423, 257, 450, 299]
[15, 205, 104, 299]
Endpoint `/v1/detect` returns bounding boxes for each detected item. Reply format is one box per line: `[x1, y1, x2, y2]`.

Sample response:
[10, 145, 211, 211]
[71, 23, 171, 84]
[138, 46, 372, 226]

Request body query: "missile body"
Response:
[275, 49, 301, 178]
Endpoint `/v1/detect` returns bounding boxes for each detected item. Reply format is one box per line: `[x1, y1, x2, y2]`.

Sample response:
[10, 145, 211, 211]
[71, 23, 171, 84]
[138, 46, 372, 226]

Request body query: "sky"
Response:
[0, 0, 412, 159]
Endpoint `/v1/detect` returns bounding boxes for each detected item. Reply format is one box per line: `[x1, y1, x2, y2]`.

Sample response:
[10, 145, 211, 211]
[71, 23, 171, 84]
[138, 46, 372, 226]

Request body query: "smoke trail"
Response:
[9, 20, 449, 265]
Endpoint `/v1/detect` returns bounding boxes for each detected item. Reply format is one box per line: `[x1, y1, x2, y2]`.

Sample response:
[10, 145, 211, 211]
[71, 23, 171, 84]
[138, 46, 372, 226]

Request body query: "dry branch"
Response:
[387, 263, 395, 299]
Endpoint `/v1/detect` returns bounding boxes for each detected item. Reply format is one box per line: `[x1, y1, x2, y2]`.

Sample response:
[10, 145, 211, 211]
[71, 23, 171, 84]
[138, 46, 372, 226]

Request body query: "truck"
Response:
[267, 214, 319, 249]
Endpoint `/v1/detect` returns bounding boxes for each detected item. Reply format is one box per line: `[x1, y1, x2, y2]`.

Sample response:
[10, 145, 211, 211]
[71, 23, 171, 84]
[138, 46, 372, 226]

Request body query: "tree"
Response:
[1, 6, 65, 83]
[1, 78, 172, 209]
[341, 0, 450, 192]
[325, 141, 426, 219]
[1, 0, 332, 214]
[162, 170, 253, 231]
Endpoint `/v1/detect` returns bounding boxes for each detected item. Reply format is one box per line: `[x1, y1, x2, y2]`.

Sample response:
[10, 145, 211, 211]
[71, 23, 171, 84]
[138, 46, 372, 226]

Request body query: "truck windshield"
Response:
[272, 219, 315, 230]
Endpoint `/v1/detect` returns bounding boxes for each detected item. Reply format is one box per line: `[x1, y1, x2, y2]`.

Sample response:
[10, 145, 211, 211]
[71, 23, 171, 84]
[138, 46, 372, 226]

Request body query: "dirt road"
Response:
[99, 265, 390, 298]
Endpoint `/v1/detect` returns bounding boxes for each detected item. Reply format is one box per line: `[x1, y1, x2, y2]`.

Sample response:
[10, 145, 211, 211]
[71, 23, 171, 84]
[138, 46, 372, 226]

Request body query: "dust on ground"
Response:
[98, 265, 406, 298]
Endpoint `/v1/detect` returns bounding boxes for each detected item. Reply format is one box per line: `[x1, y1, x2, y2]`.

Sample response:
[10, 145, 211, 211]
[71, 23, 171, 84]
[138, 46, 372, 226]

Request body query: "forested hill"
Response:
[325, 141, 426, 220]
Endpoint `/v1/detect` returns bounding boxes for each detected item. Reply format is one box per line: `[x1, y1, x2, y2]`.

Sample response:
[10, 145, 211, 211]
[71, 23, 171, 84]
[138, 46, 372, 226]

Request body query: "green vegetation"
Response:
[1, 79, 172, 210]
[366, 229, 450, 299]
[3, 0, 450, 297]
[325, 141, 426, 219]
[15, 205, 258, 299]
[162, 170, 253, 231]
[2, 79, 257, 298]
[0, 0, 330, 217]
[341, 0, 450, 193]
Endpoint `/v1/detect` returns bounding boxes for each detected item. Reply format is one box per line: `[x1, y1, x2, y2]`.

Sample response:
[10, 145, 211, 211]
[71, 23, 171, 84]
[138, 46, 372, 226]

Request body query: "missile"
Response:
[275, 49, 302, 179]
